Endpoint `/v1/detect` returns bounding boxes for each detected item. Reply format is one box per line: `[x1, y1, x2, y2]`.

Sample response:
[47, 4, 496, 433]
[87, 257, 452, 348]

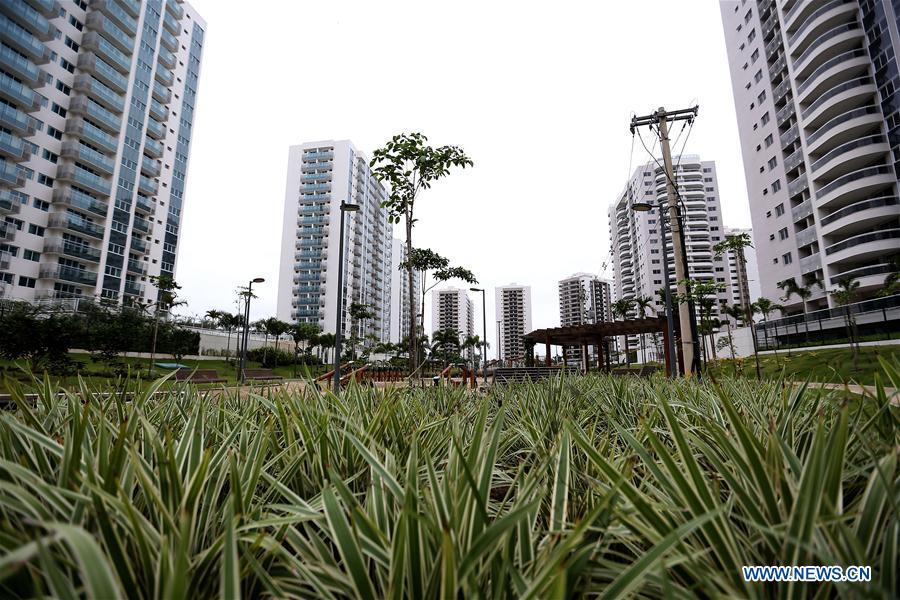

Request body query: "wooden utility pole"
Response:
[631, 105, 699, 376]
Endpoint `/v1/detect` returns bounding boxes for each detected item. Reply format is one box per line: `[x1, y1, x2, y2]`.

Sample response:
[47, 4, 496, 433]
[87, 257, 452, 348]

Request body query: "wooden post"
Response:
[581, 343, 589, 373]
[545, 336, 551, 367]
[662, 325, 672, 377]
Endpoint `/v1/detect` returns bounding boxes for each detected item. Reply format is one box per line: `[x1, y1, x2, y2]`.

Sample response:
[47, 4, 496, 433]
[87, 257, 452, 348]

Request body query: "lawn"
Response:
[0, 361, 896, 597]
[0, 353, 329, 392]
[709, 344, 900, 386]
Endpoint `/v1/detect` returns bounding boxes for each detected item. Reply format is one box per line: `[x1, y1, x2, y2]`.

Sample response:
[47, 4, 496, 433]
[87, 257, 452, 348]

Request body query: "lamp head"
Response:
[340, 202, 360, 212]
[252, 277, 265, 283]
[631, 201, 654, 213]
[469, 287, 483, 292]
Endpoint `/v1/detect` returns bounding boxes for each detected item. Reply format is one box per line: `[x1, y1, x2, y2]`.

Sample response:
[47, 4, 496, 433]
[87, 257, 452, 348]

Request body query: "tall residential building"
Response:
[430, 286, 473, 359]
[495, 283, 532, 364]
[609, 157, 733, 329]
[389, 238, 420, 343]
[0, 0, 205, 304]
[277, 140, 393, 344]
[558, 273, 612, 327]
[720, 0, 900, 312]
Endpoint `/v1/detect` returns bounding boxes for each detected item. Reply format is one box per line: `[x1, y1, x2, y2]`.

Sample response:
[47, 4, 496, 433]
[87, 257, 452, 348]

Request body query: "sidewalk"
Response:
[791, 381, 899, 405]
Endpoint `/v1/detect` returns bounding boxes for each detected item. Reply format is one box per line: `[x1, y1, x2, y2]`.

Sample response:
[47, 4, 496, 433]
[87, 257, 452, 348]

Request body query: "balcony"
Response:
[74, 74, 125, 113]
[60, 140, 115, 176]
[788, 172, 808, 197]
[132, 216, 150, 233]
[77, 52, 129, 93]
[39, 265, 97, 286]
[0, 158, 26, 187]
[134, 194, 154, 215]
[0, 250, 10, 270]
[48, 213, 105, 241]
[0, 220, 15, 242]
[0, 71, 41, 111]
[126, 258, 146, 275]
[0, 14, 51, 62]
[791, 199, 814, 222]
[0, 37, 46, 86]
[0, 189, 23, 214]
[65, 117, 119, 153]
[85, 12, 134, 55]
[796, 226, 818, 248]
[784, 147, 805, 172]
[43, 238, 102, 262]
[776, 103, 795, 128]
[810, 134, 890, 180]
[24, 0, 59, 18]
[294, 274, 322, 282]
[162, 9, 180, 34]
[123, 280, 144, 296]
[143, 137, 163, 158]
[56, 162, 111, 197]
[821, 195, 899, 237]
[140, 155, 160, 177]
[297, 216, 328, 226]
[824, 228, 900, 263]
[68, 95, 121, 133]
[792, 23, 863, 78]
[303, 151, 333, 161]
[0, 130, 30, 161]
[152, 80, 171, 104]
[806, 105, 882, 152]
[160, 27, 177, 52]
[149, 98, 168, 122]
[52, 186, 108, 217]
[145, 117, 165, 140]
[774, 78, 792, 104]
[130, 236, 148, 253]
[829, 263, 895, 287]
[787, 0, 857, 50]
[138, 175, 157, 196]
[815, 165, 896, 206]
[0, 102, 35, 136]
[799, 252, 821, 274]
[297, 239, 325, 248]
[81, 30, 131, 73]
[91, 0, 137, 36]
[154, 65, 174, 87]
[796, 48, 867, 102]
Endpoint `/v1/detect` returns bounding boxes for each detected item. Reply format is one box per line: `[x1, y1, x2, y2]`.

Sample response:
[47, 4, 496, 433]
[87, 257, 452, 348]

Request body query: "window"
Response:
[760, 111, 770, 125]
[747, 28, 756, 42]
[105, 266, 122, 277]
[775, 203, 785, 216]
[5, 218, 23, 230]
[751, 49, 760, 63]
[757, 90, 766, 103]
[28, 224, 45, 236]
[55, 80, 71, 95]
[32, 199, 49, 211]
[23, 249, 40, 261]
[47, 126, 63, 140]
[64, 36, 79, 52]
[768, 156, 777, 170]
[37, 173, 53, 187]
[42, 149, 58, 164]
[704, 177, 713, 182]
[60, 58, 75, 73]
[51, 103, 67, 117]
[754, 69, 763, 83]
[17, 276, 36, 288]
[772, 180, 782, 193]
[779, 227, 789, 240]
[68, 15, 83, 31]
[764, 134, 773, 147]
[744, 9, 752, 24]
[782, 252, 793, 265]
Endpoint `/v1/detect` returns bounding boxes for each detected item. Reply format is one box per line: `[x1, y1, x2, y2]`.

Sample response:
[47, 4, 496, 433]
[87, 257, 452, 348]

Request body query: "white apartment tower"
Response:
[558, 273, 612, 327]
[0, 0, 205, 304]
[430, 286, 474, 359]
[495, 283, 532, 364]
[389, 237, 420, 343]
[720, 0, 900, 311]
[277, 140, 393, 344]
[609, 157, 734, 325]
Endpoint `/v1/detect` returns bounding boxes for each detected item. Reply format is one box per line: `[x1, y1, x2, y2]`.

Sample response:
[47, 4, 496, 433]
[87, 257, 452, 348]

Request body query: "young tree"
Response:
[777, 277, 821, 342]
[634, 296, 653, 363]
[753, 297, 783, 360]
[431, 329, 461, 367]
[713, 232, 754, 314]
[371, 133, 473, 375]
[148, 274, 184, 371]
[290, 322, 321, 375]
[208, 311, 242, 359]
[611, 298, 635, 366]
[719, 301, 744, 363]
[831, 277, 861, 368]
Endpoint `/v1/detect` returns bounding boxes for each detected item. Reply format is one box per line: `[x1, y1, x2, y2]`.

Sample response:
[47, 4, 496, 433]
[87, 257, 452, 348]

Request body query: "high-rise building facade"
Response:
[277, 140, 393, 344]
[723, 226, 762, 312]
[0, 0, 205, 304]
[430, 286, 473, 359]
[609, 157, 733, 325]
[495, 283, 532, 364]
[558, 273, 612, 327]
[720, 0, 900, 312]
[389, 237, 420, 344]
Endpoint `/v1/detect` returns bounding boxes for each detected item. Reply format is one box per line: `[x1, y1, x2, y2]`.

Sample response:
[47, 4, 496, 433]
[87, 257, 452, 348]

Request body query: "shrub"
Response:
[245, 347, 320, 368]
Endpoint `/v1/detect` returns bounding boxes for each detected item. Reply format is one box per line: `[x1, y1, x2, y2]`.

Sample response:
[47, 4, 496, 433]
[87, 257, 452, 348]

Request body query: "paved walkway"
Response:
[790, 381, 899, 405]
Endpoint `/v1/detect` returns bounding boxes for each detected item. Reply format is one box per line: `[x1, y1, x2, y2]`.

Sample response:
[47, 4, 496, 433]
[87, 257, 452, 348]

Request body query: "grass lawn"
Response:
[710, 344, 900, 386]
[0, 353, 329, 392]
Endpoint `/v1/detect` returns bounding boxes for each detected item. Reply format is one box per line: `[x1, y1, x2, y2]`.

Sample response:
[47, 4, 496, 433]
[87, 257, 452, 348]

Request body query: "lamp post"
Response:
[470, 287, 487, 379]
[239, 277, 265, 384]
[333, 201, 359, 394]
[496, 319, 502, 366]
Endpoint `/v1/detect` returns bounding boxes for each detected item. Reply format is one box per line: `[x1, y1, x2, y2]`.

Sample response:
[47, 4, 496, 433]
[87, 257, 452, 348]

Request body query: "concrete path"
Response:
[790, 381, 899, 405]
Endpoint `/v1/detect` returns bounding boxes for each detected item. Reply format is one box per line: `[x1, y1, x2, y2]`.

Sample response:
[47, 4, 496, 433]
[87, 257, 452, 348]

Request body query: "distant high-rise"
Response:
[558, 273, 612, 327]
[0, 0, 205, 304]
[720, 0, 900, 311]
[495, 283, 532, 364]
[723, 226, 762, 313]
[431, 286, 474, 359]
[277, 140, 393, 344]
[389, 238, 420, 343]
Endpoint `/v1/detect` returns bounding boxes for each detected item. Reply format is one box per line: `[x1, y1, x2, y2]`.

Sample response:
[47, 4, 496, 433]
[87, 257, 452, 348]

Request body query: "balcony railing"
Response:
[39, 265, 98, 286]
[126, 259, 146, 275]
[65, 117, 117, 154]
[47, 213, 105, 239]
[143, 137, 163, 158]
[0, 130, 30, 161]
[0, 159, 26, 187]
[816, 165, 894, 199]
[0, 189, 23, 214]
[802, 76, 874, 122]
[81, 30, 131, 73]
[791, 199, 813, 222]
[793, 22, 861, 73]
[57, 162, 111, 197]
[0, 102, 35, 136]
[132, 216, 150, 233]
[60, 140, 115, 175]
[85, 12, 134, 54]
[799, 252, 821, 274]
[821, 195, 899, 227]
[788, 172, 808, 197]
[52, 186, 108, 217]
[796, 48, 866, 97]
[42, 238, 102, 262]
[811, 134, 886, 173]
[824, 227, 900, 256]
[73, 74, 125, 113]
[0, 38, 45, 84]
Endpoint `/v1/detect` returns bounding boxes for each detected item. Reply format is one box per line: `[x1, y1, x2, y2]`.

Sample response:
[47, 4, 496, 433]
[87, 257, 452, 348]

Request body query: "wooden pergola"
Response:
[522, 317, 675, 374]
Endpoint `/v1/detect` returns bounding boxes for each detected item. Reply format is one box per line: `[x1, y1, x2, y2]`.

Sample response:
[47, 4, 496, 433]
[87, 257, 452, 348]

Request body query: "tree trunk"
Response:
[226, 330, 232, 359]
[406, 223, 417, 378]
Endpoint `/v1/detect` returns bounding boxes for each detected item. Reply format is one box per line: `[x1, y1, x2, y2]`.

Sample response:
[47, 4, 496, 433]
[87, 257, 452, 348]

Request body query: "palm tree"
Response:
[611, 298, 635, 366]
[208, 311, 241, 359]
[719, 301, 743, 363]
[831, 277, 861, 368]
[777, 277, 821, 343]
[713, 232, 754, 314]
[877, 254, 900, 297]
[317, 332, 336, 365]
[462, 334, 481, 370]
[633, 296, 653, 364]
[431, 329, 461, 367]
[754, 297, 783, 360]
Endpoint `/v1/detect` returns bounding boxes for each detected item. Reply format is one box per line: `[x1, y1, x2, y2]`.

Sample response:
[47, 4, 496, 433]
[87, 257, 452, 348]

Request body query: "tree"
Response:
[719, 301, 744, 363]
[742, 301, 763, 380]
[753, 297, 783, 360]
[431, 329, 461, 367]
[634, 296, 653, 363]
[347, 302, 375, 359]
[831, 277, 861, 368]
[461, 334, 482, 370]
[0, 302, 78, 373]
[371, 133, 473, 376]
[877, 254, 900, 297]
[207, 311, 242, 359]
[148, 274, 184, 372]
[777, 277, 821, 343]
[676, 280, 724, 366]
[317, 332, 336, 365]
[290, 322, 321, 375]
[611, 298, 635, 366]
[267, 319, 291, 353]
[713, 232, 754, 314]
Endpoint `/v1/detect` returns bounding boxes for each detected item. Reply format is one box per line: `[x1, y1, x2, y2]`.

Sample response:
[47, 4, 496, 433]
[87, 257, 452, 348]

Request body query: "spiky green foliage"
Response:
[0, 364, 897, 598]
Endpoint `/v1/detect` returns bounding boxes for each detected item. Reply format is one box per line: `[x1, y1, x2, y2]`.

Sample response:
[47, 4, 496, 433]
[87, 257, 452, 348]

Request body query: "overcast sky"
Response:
[175, 0, 749, 351]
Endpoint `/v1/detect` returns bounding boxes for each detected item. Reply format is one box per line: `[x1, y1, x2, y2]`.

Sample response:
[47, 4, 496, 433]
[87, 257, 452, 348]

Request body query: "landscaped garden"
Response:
[0, 357, 896, 598]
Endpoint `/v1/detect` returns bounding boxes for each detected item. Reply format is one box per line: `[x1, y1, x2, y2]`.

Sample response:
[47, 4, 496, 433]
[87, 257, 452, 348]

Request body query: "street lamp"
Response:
[632, 198, 700, 377]
[470, 287, 487, 379]
[239, 277, 265, 384]
[333, 202, 359, 394]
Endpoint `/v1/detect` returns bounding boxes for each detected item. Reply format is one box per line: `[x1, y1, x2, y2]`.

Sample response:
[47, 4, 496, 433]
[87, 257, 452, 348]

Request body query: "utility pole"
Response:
[631, 105, 699, 377]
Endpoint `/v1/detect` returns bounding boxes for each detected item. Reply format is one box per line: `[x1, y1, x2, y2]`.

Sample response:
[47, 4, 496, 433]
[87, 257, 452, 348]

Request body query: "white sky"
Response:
[176, 0, 750, 352]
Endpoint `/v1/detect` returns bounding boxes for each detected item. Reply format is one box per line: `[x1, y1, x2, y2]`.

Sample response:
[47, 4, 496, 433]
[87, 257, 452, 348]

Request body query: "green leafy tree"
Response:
[719, 301, 744, 366]
[777, 277, 822, 342]
[207, 311, 242, 359]
[148, 275, 184, 371]
[713, 232, 754, 313]
[431, 329, 461, 367]
[831, 277, 861, 367]
[290, 322, 321, 375]
[0, 303, 78, 373]
[753, 297, 783, 360]
[877, 254, 900, 297]
[611, 298, 635, 365]
[316, 332, 336, 365]
[634, 296, 653, 363]
[371, 133, 473, 375]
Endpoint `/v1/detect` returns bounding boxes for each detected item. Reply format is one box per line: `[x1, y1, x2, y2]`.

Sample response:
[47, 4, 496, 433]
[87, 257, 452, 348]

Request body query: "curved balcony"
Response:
[815, 164, 896, 208]
[828, 263, 895, 288]
[56, 162, 112, 197]
[806, 104, 882, 154]
[60, 140, 115, 176]
[42, 238, 101, 263]
[52, 186, 108, 217]
[791, 22, 863, 79]
[820, 195, 899, 237]
[814, 135, 891, 183]
[795, 48, 868, 103]
[787, 0, 857, 52]
[39, 265, 97, 286]
[824, 228, 900, 265]
[73, 74, 125, 114]
[801, 76, 876, 128]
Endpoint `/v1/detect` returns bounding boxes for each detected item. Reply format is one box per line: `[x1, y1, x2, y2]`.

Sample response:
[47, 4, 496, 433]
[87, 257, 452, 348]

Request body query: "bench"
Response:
[243, 369, 283, 381]
[174, 369, 226, 383]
